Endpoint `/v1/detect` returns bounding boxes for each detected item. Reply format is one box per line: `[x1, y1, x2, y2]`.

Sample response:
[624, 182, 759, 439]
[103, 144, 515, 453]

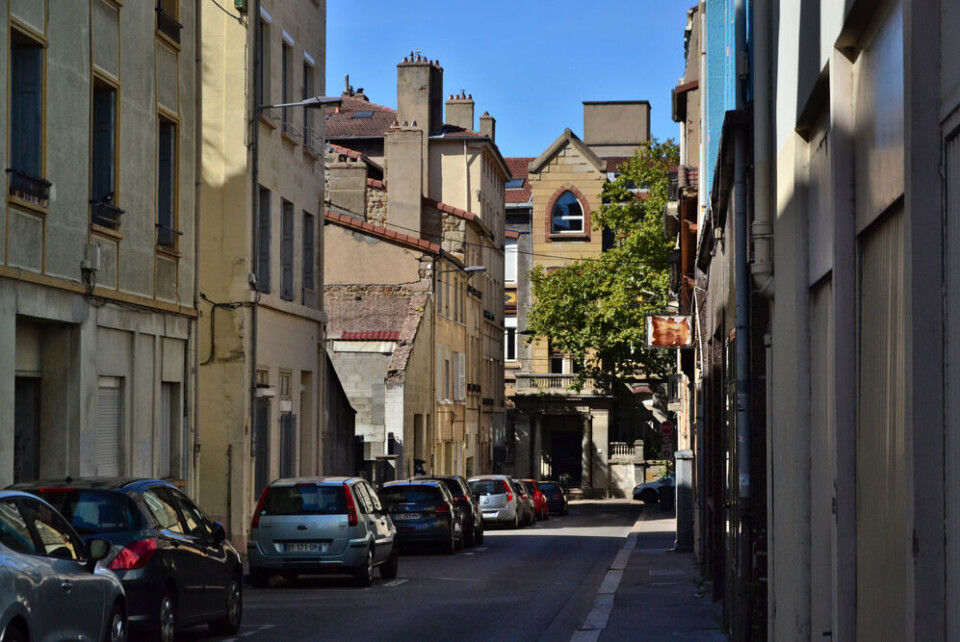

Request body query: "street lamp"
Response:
[438, 265, 486, 276]
[257, 95, 343, 113]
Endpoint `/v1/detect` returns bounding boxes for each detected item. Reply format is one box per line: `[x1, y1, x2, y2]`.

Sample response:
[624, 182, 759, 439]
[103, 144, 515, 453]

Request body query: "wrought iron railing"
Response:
[155, 4, 182, 43]
[91, 200, 124, 230]
[7, 168, 51, 207]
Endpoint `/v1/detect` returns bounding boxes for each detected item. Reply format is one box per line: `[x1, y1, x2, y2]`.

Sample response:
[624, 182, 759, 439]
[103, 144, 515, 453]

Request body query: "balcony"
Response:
[155, 4, 182, 43]
[90, 200, 124, 231]
[7, 168, 51, 208]
[608, 440, 644, 463]
[514, 373, 598, 397]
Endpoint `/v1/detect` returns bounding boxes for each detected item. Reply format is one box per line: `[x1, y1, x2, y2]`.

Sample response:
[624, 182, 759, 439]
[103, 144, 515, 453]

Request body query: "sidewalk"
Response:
[572, 504, 726, 641]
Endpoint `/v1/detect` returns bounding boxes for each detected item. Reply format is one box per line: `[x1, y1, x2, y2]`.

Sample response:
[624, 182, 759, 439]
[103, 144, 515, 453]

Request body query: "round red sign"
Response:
[660, 421, 674, 435]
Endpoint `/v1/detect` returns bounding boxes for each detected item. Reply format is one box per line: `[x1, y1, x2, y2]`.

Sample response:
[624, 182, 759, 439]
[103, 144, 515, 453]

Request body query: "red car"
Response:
[522, 479, 549, 521]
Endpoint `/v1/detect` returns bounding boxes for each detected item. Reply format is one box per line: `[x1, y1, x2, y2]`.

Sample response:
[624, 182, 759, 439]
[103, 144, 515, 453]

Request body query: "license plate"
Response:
[393, 513, 420, 521]
[282, 542, 327, 553]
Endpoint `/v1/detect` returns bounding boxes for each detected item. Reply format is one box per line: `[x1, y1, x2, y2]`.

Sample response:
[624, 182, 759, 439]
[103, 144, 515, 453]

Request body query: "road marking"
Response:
[382, 578, 409, 587]
[598, 569, 623, 595]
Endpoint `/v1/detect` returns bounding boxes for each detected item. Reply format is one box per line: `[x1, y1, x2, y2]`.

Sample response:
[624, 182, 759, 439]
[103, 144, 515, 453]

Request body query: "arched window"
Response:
[552, 191, 584, 233]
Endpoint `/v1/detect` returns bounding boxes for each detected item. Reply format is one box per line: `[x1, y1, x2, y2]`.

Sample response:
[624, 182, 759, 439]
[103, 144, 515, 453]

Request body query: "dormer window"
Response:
[552, 190, 583, 233]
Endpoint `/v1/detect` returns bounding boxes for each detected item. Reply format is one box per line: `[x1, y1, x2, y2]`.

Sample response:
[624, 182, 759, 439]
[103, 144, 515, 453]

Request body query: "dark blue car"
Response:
[12, 478, 242, 642]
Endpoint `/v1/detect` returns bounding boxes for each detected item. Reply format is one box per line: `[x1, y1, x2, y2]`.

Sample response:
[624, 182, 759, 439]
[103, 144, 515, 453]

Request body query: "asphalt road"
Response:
[176, 500, 643, 642]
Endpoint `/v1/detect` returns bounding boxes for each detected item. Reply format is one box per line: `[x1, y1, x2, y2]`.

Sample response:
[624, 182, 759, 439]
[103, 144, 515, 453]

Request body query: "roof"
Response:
[324, 210, 441, 254]
[678, 166, 699, 190]
[528, 128, 606, 175]
[328, 142, 384, 173]
[505, 229, 521, 239]
[602, 156, 633, 173]
[505, 157, 533, 204]
[325, 96, 397, 139]
[422, 197, 493, 239]
[339, 330, 401, 341]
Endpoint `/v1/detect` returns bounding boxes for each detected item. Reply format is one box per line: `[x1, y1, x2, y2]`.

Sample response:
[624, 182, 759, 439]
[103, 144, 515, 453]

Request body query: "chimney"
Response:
[445, 91, 474, 130]
[479, 111, 496, 142]
[397, 53, 443, 198]
[385, 123, 424, 237]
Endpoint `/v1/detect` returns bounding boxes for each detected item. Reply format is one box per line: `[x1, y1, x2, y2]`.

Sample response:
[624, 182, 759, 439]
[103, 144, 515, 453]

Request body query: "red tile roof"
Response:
[505, 229, 520, 239]
[505, 157, 533, 204]
[339, 330, 401, 341]
[678, 166, 699, 189]
[367, 177, 385, 190]
[328, 142, 364, 160]
[422, 197, 479, 223]
[325, 96, 397, 139]
[602, 156, 633, 173]
[324, 210, 441, 254]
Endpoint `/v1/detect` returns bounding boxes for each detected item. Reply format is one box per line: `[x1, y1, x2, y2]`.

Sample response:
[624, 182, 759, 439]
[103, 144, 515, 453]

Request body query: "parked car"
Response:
[468, 475, 521, 529]
[633, 473, 675, 504]
[247, 477, 398, 588]
[539, 481, 569, 515]
[379, 480, 463, 554]
[512, 480, 536, 526]
[522, 479, 549, 521]
[416, 475, 484, 546]
[0, 490, 126, 642]
[14, 478, 242, 642]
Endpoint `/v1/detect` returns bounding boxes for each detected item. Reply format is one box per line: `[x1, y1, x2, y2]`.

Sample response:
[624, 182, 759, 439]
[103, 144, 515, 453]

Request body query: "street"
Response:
[180, 501, 642, 642]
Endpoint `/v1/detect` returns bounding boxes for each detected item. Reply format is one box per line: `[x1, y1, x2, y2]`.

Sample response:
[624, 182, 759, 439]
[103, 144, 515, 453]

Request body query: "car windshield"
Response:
[379, 486, 442, 504]
[469, 480, 506, 496]
[35, 489, 141, 535]
[262, 485, 346, 515]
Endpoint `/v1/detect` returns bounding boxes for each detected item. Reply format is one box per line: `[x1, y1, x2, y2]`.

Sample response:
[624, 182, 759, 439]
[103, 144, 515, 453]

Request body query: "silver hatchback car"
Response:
[468, 475, 521, 529]
[0, 490, 126, 642]
[247, 477, 398, 587]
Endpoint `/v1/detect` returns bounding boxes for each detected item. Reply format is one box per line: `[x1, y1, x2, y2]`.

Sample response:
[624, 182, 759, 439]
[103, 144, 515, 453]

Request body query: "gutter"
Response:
[751, 0, 774, 299]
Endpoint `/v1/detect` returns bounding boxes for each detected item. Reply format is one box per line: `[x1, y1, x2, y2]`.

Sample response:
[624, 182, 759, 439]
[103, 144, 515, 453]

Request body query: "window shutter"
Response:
[281, 203, 294, 300]
[457, 352, 466, 401]
[437, 345, 443, 401]
[11, 43, 42, 177]
[302, 212, 315, 292]
[97, 380, 122, 476]
[279, 413, 296, 478]
[257, 189, 271, 292]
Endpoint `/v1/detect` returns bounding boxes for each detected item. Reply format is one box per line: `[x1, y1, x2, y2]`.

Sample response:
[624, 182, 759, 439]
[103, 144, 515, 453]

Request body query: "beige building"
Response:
[1, 1, 199, 488]
[198, 0, 331, 545]
[326, 55, 507, 479]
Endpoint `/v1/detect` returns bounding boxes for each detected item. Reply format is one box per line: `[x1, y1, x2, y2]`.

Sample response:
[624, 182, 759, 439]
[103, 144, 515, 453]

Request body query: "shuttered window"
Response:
[257, 187, 271, 292]
[456, 352, 466, 401]
[97, 377, 123, 476]
[437, 345, 444, 401]
[10, 36, 43, 179]
[505, 238, 518, 283]
[92, 79, 117, 204]
[281, 199, 294, 300]
[157, 117, 177, 246]
[254, 399, 270, 498]
[279, 413, 296, 478]
[302, 211, 315, 293]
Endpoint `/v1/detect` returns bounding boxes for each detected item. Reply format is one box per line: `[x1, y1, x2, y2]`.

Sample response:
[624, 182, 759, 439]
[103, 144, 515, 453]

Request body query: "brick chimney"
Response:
[385, 122, 424, 237]
[479, 111, 496, 142]
[445, 91, 474, 130]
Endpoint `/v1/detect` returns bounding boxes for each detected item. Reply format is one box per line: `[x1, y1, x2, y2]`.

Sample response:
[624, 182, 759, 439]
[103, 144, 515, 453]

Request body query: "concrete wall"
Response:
[582, 101, 650, 155]
[325, 225, 424, 285]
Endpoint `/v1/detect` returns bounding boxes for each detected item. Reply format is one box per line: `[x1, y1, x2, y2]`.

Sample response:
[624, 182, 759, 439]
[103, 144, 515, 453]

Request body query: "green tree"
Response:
[526, 138, 679, 392]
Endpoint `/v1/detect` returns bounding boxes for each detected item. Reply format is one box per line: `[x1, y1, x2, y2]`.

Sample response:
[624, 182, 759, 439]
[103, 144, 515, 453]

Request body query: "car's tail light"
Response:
[502, 481, 513, 502]
[434, 503, 450, 516]
[344, 485, 359, 526]
[108, 537, 157, 570]
[250, 487, 269, 529]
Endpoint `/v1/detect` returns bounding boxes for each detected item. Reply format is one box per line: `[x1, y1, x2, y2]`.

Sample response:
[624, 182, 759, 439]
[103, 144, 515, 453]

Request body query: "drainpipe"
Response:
[734, 0, 753, 636]
[191, 0, 203, 496]
[249, 0, 262, 530]
[751, 0, 774, 299]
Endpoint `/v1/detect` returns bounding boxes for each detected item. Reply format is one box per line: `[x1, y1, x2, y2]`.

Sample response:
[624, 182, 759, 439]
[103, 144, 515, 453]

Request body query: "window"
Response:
[505, 238, 518, 283]
[455, 352, 466, 401]
[156, 0, 182, 43]
[505, 316, 517, 361]
[281, 42, 292, 132]
[97, 377, 122, 476]
[169, 490, 211, 540]
[143, 489, 182, 533]
[279, 371, 291, 397]
[9, 32, 48, 205]
[280, 199, 294, 300]
[257, 187, 271, 292]
[279, 413, 296, 479]
[505, 178, 524, 189]
[352, 110, 374, 118]
[552, 191, 583, 233]
[302, 60, 315, 148]
[22, 499, 81, 560]
[444, 347, 451, 401]
[0, 500, 36, 554]
[302, 211, 315, 294]
[157, 116, 178, 246]
[159, 382, 180, 479]
[257, 19, 270, 107]
[92, 78, 121, 230]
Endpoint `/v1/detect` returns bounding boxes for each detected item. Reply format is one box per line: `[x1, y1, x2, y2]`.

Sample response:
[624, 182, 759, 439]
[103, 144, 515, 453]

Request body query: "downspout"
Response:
[751, 0, 774, 299]
[191, 0, 203, 495]
[249, 0, 262, 523]
[734, 0, 753, 636]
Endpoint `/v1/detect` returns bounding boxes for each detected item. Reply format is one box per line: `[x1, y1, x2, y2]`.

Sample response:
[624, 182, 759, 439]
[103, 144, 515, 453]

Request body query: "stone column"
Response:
[581, 412, 592, 489]
[531, 413, 541, 479]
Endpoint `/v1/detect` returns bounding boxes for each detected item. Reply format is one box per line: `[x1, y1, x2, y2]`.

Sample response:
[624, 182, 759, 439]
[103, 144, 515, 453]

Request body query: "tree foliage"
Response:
[526, 138, 680, 392]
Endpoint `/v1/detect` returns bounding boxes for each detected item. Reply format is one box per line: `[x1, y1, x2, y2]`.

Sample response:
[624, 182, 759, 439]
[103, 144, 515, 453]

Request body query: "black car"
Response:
[13, 478, 243, 642]
[415, 475, 484, 547]
[379, 480, 464, 553]
[539, 481, 569, 515]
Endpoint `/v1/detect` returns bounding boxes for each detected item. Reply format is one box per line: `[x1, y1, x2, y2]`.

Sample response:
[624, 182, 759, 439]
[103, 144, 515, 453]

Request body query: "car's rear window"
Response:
[469, 479, 508, 496]
[262, 485, 346, 516]
[379, 486, 442, 504]
[540, 483, 560, 493]
[35, 489, 141, 534]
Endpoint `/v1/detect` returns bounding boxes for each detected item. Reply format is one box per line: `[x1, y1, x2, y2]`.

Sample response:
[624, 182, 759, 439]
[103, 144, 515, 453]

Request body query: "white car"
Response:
[468, 475, 522, 529]
[633, 473, 675, 504]
[0, 490, 126, 642]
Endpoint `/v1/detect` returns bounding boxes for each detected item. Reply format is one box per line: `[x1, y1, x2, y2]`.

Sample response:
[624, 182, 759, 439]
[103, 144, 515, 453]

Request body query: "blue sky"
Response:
[326, 2, 693, 159]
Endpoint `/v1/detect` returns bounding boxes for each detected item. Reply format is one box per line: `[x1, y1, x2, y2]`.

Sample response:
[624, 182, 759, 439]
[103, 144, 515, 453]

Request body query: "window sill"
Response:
[259, 112, 279, 129]
[548, 232, 591, 242]
[280, 129, 300, 147]
[156, 245, 181, 259]
[92, 224, 123, 240]
[303, 145, 321, 161]
[7, 194, 49, 217]
[156, 30, 182, 52]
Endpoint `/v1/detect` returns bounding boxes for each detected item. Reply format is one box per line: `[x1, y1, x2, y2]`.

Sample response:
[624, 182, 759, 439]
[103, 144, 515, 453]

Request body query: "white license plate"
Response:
[282, 542, 327, 553]
[393, 513, 421, 520]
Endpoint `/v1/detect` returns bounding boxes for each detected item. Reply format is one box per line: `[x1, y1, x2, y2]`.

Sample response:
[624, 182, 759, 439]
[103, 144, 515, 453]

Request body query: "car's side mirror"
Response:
[86, 538, 111, 570]
[211, 521, 227, 545]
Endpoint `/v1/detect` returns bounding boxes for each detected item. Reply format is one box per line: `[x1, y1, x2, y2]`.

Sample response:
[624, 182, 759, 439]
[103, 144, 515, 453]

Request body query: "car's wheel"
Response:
[155, 591, 176, 642]
[640, 489, 659, 504]
[379, 544, 399, 579]
[476, 524, 484, 545]
[209, 576, 242, 635]
[1, 622, 26, 642]
[102, 600, 126, 642]
[464, 518, 476, 547]
[249, 568, 270, 589]
[355, 547, 374, 587]
[444, 525, 457, 555]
